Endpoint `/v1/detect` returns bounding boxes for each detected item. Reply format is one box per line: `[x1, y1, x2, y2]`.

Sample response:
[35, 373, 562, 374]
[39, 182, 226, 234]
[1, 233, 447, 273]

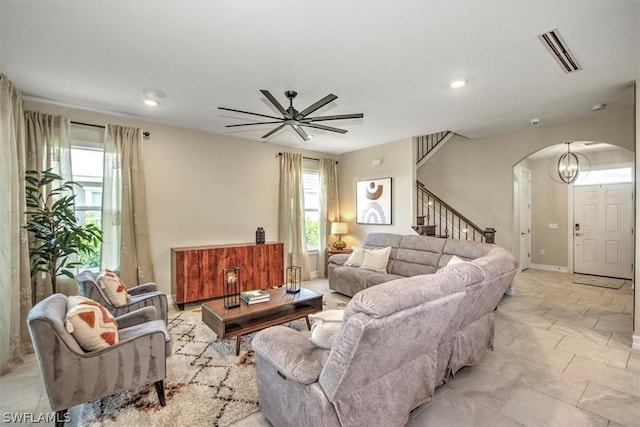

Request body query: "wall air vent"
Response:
[538, 29, 582, 74]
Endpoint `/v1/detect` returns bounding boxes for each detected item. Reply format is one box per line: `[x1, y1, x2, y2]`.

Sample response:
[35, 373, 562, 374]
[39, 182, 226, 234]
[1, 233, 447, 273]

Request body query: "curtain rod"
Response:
[277, 152, 338, 164]
[71, 120, 150, 139]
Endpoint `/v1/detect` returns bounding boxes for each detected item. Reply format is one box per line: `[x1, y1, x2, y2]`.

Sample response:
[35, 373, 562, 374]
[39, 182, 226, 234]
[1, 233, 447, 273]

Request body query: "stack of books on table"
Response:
[240, 289, 270, 305]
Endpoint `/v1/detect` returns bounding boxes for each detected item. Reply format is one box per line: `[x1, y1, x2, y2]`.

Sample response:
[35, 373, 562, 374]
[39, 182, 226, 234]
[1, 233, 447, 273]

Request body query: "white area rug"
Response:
[572, 275, 626, 289]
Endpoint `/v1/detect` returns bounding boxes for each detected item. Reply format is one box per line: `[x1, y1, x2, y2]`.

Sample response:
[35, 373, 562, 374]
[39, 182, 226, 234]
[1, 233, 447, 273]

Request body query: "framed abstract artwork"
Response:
[356, 178, 392, 224]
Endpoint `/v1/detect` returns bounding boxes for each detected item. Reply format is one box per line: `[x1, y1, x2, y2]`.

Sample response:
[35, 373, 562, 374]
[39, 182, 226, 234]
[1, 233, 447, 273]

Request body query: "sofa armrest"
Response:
[328, 253, 349, 266]
[116, 306, 158, 329]
[128, 282, 158, 295]
[253, 325, 329, 384]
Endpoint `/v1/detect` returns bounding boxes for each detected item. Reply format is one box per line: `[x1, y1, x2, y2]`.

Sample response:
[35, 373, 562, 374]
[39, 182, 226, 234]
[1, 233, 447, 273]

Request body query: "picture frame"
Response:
[356, 177, 392, 225]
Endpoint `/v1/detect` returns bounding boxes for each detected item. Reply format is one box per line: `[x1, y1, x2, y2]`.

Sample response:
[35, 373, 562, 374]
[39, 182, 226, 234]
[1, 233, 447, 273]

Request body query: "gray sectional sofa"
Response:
[252, 233, 518, 427]
[328, 232, 503, 296]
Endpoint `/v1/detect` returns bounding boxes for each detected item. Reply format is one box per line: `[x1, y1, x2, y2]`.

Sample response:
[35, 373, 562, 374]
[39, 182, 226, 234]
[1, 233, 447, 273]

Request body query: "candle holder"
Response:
[286, 266, 301, 294]
[223, 267, 240, 308]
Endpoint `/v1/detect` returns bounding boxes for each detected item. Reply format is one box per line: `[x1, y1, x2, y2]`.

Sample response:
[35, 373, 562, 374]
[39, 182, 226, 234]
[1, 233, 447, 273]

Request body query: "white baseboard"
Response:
[633, 335, 640, 351]
[529, 263, 570, 273]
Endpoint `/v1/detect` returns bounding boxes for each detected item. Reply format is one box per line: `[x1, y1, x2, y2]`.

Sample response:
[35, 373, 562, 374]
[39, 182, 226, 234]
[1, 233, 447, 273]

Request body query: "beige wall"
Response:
[337, 138, 414, 247]
[529, 158, 569, 267]
[418, 107, 635, 252]
[24, 100, 337, 295]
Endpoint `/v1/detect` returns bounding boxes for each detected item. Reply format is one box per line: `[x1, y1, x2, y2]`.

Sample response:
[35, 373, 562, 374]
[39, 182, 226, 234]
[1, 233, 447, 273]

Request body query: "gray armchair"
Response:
[75, 270, 168, 323]
[27, 293, 172, 426]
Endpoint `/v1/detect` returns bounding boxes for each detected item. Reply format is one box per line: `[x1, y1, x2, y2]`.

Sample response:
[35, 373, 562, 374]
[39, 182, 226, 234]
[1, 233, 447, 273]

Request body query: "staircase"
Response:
[414, 181, 495, 243]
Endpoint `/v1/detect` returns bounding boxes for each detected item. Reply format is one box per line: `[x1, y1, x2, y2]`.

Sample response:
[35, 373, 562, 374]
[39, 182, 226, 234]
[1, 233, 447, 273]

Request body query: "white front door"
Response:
[574, 183, 633, 279]
[519, 168, 531, 270]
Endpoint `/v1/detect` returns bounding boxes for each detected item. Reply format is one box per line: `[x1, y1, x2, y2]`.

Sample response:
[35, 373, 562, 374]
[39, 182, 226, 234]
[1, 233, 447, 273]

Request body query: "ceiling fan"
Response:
[219, 90, 364, 141]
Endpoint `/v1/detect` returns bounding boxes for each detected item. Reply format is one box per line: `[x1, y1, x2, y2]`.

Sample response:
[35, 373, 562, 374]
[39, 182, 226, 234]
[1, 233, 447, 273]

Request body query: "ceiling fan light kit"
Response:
[219, 90, 364, 142]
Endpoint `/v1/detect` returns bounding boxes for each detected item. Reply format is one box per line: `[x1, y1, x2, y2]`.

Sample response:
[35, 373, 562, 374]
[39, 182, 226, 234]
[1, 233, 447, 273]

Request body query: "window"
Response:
[70, 124, 104, 269]
[303, 170, 320, 251]
[575, 166, 633, 186]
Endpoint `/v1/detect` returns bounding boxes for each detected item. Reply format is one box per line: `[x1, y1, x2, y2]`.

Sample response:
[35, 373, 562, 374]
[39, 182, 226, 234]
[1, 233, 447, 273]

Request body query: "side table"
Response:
[324, 248, 353, 278]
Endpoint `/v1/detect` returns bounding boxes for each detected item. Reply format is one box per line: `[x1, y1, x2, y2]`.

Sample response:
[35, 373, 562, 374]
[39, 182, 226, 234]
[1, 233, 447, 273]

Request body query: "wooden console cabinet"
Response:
[171, 242, 284, 310]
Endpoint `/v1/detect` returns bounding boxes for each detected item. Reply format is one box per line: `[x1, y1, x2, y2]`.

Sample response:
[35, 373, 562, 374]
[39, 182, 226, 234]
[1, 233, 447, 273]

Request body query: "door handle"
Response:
[575, 232, 583, 236]
[521, 232, 527, 236]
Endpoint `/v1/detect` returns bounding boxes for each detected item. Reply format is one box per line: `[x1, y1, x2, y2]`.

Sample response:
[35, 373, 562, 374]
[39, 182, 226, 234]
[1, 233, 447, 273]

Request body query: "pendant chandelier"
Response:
[548, 142, 590, 184]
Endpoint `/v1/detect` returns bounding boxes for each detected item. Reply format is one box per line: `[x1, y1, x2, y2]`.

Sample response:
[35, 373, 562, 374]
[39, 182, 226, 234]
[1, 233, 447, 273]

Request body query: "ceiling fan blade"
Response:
[260, 90, 290, 118]
[298, 94, 338, 118]
[261, 124, 286, 139]
[302, 113, 364, 122]
[225, 121, 284, 128]
[300, 123, 348, 134]
[292, 125, 311, 141]
[218, 107, 281, 120]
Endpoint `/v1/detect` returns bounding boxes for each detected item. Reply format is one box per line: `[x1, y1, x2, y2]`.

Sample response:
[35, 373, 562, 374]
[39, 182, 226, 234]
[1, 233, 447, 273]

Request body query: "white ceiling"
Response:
[1, 1, 638, 154]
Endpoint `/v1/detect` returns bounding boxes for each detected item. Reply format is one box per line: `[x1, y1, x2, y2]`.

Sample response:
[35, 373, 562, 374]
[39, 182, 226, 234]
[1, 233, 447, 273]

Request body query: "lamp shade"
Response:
[330, 222, 348, 235]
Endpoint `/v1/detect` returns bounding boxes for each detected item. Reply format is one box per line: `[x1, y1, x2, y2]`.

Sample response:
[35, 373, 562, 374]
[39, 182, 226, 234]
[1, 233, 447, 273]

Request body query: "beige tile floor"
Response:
[1, 269, 638, 426]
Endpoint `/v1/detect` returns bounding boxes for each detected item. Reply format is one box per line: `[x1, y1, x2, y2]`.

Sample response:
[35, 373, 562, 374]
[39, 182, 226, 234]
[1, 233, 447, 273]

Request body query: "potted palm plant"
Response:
[24, 168, 102, 302]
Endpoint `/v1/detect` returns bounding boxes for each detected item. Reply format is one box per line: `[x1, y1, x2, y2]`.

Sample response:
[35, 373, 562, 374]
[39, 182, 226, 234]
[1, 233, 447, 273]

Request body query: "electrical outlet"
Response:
[540, 249, 546, 255]
[549, 223, 558, 229]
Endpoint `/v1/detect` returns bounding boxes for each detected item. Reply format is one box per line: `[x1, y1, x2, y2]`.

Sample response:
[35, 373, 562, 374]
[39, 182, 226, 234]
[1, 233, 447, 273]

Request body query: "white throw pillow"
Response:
[309, 309, 345, 349]
[360, 246, 392, 273]
[344, 246, 365, 267]
[447, 255, 466, 266]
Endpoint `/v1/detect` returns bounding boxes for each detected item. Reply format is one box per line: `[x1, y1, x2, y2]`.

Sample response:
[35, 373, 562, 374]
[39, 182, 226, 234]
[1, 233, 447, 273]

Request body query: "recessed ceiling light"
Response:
[141, 88, 165, 107]
[450, 80, 466, 88]
[142, 88, 166, 99]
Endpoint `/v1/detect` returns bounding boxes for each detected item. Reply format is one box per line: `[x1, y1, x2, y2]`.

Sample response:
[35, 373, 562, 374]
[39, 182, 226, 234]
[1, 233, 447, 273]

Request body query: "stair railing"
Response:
[415, 131, 451, 165]
[415, 181, 495, 243]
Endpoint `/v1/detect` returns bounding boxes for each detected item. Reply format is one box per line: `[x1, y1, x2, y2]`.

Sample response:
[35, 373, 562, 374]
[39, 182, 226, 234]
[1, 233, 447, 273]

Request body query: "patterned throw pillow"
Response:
[65, 296, 119, 351]
[97, 269, 130, 307]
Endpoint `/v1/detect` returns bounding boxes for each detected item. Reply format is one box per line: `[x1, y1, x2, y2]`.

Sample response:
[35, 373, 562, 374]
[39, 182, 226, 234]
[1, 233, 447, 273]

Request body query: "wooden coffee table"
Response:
[201, 287, 323, 355]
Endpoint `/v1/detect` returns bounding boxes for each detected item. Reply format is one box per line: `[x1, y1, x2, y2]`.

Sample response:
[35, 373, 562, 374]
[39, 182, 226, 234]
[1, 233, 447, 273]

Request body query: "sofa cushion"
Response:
[309, 309, 345, 349]
[360, 246, 392, 273]
[65, 296, 119, 351]
[253, 325, 330, 384]
[346, 271, 466, 319]
[390, 261, 438, 277]
[344, 247, 365, 267]
[362, 233, 403, 248]
[399, 235, 446, 253]
[365, 272, 405, 287]
[97, 269, 130, 307]
[442, 239, 493, 260]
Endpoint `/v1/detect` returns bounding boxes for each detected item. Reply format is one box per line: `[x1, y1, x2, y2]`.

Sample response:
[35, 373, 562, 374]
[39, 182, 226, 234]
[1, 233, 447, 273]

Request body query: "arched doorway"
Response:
[513, 142, 634, 277]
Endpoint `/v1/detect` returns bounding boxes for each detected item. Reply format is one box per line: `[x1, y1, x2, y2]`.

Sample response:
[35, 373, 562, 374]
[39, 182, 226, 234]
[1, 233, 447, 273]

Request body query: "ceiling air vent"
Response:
[538, 29, 582, 74]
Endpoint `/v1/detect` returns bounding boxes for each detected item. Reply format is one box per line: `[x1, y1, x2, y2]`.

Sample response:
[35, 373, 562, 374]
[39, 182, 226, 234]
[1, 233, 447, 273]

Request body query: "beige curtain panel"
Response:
[24, 110, 73, 301]
[0, 74, 32, 375]
[318, 158, 340, 277]
[102, 124, 154, 286]
[278, 152, 311, 281]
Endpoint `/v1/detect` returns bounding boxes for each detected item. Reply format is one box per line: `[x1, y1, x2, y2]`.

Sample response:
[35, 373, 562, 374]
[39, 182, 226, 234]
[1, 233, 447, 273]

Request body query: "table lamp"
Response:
[330, 222, 348, 250]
